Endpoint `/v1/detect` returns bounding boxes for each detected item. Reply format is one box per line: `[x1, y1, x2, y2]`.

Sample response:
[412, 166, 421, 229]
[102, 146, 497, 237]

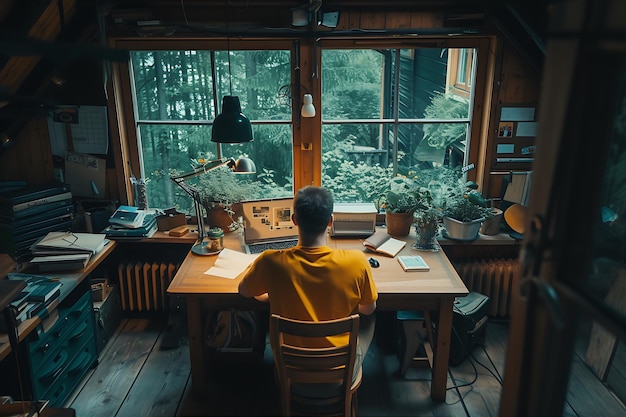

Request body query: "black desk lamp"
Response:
[170, 157, 256, 256]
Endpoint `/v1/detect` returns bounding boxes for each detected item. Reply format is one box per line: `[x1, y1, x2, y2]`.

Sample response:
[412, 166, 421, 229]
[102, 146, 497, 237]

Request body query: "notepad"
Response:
[397, 255, 430, 271]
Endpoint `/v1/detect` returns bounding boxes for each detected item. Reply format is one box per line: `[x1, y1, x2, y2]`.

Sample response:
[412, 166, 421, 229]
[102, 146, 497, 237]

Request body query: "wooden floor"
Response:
[66, 315, 625, 417]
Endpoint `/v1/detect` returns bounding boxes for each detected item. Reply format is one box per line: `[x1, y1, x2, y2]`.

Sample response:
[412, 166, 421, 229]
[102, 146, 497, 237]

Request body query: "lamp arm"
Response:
[169, 158, 236, 243]
[170, 158, 235, 182]
[170, 178, 206, 242]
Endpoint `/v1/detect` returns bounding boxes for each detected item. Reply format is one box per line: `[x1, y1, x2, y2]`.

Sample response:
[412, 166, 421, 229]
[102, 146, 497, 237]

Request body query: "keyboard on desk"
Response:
[246, 239, 299, 254]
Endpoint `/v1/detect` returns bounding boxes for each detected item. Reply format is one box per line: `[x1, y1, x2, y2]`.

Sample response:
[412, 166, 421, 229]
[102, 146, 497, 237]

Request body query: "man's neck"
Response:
[298, 232, 328, 248]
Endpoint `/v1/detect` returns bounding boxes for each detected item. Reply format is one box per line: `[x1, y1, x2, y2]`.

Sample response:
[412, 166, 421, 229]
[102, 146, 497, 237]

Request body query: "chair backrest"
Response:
[270, 314, 361, 417]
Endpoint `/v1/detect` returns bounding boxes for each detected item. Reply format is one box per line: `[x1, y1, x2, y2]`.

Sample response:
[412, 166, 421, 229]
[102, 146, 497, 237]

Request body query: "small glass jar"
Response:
[207, 227, 224, 253]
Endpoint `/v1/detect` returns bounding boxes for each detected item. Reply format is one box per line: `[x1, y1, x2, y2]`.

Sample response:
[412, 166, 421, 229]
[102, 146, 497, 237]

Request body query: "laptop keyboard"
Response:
[247, 239, 299, 254]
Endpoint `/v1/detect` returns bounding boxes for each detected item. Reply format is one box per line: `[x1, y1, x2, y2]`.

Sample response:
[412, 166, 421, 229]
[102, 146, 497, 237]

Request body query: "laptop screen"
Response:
[241, 197, 298, 244]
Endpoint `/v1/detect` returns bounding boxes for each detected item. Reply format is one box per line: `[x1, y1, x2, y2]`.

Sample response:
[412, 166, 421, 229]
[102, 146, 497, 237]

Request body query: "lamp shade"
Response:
[301, 94, 316, 118]
[211, 96, 254, 143]
[233, 157, 256, 173]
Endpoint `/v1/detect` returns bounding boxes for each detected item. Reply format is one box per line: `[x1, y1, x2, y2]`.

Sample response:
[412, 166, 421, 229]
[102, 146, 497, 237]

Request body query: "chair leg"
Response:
[398, 319, 424, 377]
[351, 391, 358, 417]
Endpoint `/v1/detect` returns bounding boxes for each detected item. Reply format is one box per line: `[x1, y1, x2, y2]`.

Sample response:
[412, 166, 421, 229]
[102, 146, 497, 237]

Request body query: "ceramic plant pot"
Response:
[479, 208, 503, 235]
[442, 216, 483, 241]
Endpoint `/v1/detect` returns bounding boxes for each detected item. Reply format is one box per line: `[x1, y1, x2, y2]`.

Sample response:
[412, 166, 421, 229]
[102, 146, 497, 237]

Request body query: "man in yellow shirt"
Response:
[238, 186, 378, 369]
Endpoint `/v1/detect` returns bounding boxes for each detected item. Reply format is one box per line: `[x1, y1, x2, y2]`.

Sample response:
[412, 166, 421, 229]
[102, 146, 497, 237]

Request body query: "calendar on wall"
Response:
[48, 105, 109, 157]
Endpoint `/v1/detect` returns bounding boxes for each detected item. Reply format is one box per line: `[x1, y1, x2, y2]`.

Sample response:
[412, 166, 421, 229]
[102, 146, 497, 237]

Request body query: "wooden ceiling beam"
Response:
[0, 0, 77, 97]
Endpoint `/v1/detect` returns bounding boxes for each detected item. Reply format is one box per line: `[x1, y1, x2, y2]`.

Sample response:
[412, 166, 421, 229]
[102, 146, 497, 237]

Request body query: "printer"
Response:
[330, 202, 378, 237]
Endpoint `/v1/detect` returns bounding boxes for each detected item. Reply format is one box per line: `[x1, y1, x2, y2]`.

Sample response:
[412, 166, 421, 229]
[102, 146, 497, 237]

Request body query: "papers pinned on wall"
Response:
[48, 105, 109, 156]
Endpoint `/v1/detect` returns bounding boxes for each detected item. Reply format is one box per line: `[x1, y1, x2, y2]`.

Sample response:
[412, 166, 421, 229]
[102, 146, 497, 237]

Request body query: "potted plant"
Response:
[441, 183, 494, 240]
[413, 206, 441, 250]
[197, 166, 257, 232]
[378, 177, 432, 236]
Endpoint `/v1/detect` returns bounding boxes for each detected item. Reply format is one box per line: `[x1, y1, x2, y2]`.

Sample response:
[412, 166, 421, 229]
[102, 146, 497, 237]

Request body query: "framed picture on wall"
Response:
[498, 122, 514, 137]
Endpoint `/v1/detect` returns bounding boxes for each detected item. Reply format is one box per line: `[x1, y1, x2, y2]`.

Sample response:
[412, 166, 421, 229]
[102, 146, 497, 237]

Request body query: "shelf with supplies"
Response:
[0, 240, 118, 407]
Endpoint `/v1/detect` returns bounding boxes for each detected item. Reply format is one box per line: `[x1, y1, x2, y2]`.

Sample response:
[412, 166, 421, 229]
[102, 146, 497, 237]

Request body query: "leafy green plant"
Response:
[442, 182, 493, 222]
[378, 176, 433, 214]
[196, 166, 258, 209]
[414, 207, 441, 229]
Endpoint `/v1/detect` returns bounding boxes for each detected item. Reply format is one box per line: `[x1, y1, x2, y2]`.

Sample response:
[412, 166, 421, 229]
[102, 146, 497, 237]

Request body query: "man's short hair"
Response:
[294, 186, 334, 234]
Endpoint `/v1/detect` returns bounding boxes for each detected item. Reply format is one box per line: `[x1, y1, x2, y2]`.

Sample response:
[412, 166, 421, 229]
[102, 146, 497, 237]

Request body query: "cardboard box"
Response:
[65, 152, 106, 198]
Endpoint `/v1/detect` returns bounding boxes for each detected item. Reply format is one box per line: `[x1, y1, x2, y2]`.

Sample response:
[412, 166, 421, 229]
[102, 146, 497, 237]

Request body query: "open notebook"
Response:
[241, 197, 299, 254]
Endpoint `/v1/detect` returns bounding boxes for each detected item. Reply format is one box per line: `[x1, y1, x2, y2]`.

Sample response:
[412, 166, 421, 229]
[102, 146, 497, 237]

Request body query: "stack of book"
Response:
[102, 205, 158, 239]
[0, 183, 75, 261]
[4, 273, 63, 327]
[29, 231, 108, 272]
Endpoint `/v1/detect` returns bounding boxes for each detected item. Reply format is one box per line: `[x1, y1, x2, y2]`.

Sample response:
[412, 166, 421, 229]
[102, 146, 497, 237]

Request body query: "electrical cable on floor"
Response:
[471, 347, 504, 385]
[446, 325, 479, 391]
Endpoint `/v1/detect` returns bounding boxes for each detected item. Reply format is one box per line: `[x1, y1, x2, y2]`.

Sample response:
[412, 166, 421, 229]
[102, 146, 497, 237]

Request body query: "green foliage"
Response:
[414, 207, 441, 230]
[378, 176, 434, 214]
[441, 180, 493, 222]
[423, 93, 470, 148]
[443, 197, 490, 222]
[196, 166, 258, 209]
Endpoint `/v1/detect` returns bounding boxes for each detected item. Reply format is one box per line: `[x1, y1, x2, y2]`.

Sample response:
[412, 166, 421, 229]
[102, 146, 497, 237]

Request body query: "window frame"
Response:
[109, 36, 492, 205]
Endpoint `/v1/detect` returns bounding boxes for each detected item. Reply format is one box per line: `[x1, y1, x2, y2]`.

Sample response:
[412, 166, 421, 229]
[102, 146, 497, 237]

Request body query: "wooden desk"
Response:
[168, 229, 468, 402]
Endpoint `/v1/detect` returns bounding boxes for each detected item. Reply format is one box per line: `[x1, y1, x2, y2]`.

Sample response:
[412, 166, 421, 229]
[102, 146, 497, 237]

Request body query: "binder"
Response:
[8, 198, 74, 220]
[0, 183, 71, 206]
[9, 191, 73, 213]
[0, 204, 75, 229]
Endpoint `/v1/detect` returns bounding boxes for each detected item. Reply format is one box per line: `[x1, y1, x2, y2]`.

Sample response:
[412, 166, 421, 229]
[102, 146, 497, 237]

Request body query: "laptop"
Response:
[242, 197, 299, 254]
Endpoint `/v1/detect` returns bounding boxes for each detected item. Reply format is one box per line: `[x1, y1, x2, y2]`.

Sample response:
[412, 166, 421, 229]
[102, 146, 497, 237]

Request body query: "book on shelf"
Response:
[24, 279, 63, 303]
[362, 230, 406, 257]
[0, 212, 74, 235]
[9, 290, 30, 314]
[34, 231, 107, 255]
[103, 213, 157, 238]
[9, 191, 73, 213]
[109, 205, 147, 229]
[397, 255, 430, 272]
[30, 253, 91, 272]
[0, 183, 71, 207]
[0, 205, 75, 229]
[4, 198, 74, 220]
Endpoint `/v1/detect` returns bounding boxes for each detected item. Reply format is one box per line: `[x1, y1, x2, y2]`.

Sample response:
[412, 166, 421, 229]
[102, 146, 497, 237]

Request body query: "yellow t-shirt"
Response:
[241, 245, 378, 347]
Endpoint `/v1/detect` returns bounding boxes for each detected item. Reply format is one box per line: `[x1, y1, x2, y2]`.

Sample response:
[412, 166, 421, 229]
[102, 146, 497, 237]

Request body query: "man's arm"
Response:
[358, 301, 376, 315]
[238, 280, 269, 302]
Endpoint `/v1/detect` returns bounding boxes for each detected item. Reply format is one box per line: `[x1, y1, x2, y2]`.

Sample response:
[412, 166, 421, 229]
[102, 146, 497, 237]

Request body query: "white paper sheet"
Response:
[204, 248, 259, 279]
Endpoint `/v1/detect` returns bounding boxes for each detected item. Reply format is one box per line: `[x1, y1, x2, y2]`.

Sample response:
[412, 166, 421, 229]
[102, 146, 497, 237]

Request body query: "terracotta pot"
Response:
[204, 203, 243, 233]
[385, 211, 414, 236]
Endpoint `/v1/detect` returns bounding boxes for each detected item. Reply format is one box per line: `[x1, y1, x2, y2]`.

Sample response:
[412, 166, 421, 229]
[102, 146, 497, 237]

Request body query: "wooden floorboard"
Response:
[69, 319, 163, 417]
[67, 317, 625, 417]
[116, 325, 191, 417]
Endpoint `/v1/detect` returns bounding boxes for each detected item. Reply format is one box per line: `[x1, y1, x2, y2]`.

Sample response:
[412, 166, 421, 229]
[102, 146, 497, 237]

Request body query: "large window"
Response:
[129, 49, 293, 213]
[320, 47, 476, 204]
[123, 42, 481, 212]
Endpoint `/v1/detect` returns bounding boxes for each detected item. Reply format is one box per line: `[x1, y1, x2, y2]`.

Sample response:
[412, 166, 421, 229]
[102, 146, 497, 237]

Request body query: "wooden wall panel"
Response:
[0, 117, 55, 186]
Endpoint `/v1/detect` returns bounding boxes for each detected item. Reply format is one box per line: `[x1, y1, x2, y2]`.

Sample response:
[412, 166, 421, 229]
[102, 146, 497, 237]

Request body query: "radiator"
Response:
[117, 261, 180, 312]
[453, 258, 520, 318]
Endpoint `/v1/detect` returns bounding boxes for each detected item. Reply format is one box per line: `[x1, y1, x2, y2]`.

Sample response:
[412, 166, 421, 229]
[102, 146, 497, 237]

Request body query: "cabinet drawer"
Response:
[38, 338, 97, 407]
[28, 291, 93, 374]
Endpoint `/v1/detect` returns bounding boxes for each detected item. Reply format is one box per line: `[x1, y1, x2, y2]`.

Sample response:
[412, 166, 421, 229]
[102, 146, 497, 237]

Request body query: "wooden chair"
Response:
[270, 314, 362, 417]
[396, 310, 434, 377]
